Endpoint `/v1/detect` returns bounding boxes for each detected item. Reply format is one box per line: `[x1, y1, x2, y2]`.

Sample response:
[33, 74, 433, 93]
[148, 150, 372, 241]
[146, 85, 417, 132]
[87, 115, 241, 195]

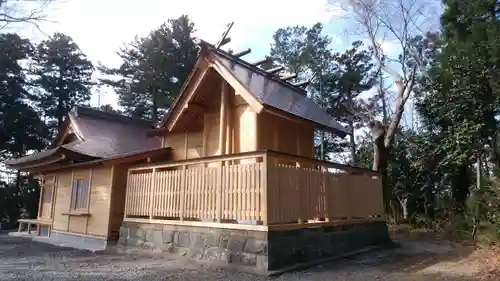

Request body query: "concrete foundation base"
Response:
[48, 231, 108, 251]
[118, 220, 391, 274]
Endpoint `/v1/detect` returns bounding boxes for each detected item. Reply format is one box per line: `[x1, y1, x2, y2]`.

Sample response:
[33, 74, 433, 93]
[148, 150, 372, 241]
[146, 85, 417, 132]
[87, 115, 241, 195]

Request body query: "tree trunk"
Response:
[348, 119, 356, 165]
[347, 90, 356, 165]
[151, 88, 158, 124]
[398, 197, 408, 221]
[451, 163, 470, 213]
[320, 130, 325, 160]
[370, 121, 391, 216]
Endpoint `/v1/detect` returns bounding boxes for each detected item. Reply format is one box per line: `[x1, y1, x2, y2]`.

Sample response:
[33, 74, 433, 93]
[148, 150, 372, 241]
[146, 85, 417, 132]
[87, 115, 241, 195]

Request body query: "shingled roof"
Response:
[156, 42, 350, 137]
[4, 107, 162, 169]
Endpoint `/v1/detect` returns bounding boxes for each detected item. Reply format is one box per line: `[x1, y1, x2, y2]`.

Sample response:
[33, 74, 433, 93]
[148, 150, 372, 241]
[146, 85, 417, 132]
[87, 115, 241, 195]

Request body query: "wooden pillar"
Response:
[37, 183, 44, 219]
[85, 168, 93, 234]
[149, 168, 156, 220]
[217, 82, 228, 222]
[226, 89, 233, 165]
[184, 130, 189, 159]
[218, 82, 228, 159]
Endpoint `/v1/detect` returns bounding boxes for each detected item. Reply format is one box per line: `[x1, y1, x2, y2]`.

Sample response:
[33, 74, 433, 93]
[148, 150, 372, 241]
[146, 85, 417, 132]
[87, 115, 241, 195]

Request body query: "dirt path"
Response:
[0, 234, 496, 281]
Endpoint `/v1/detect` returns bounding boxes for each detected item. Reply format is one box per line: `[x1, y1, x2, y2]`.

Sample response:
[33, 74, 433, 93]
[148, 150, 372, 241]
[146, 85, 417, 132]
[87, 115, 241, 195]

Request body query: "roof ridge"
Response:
[208, 46, 308, 95]
[72, 106, 155, 128]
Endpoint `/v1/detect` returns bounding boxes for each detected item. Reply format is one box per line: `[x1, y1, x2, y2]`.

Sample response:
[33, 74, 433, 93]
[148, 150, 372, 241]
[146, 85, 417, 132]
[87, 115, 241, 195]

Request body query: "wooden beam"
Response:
[209, 55, 264, 113]
[37, 181, 44, 219]
[281, 73, 297, 81]
[219, 82, 228, 157]
[184, 102, 207, 112]
[226, 88, 233, 160]
[167, 63, 210, 132]
[293, 80, 310, 88]
[252, 56, 273, 66]
[233, 48, 251, 58]
[266, 66, 284, 74]
[219, 37, 231, 48]
[215, 22, 234, 49]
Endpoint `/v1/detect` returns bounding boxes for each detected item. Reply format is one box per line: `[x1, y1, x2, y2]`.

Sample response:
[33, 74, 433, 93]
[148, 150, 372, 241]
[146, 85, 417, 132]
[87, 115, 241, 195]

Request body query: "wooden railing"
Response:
[124, 150, 384, 230]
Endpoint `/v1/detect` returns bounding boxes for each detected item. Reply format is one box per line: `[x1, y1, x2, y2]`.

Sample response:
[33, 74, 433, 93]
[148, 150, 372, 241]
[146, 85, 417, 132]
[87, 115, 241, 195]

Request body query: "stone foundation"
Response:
[118, 220, 390, 274]
[49, 231, 108, 251]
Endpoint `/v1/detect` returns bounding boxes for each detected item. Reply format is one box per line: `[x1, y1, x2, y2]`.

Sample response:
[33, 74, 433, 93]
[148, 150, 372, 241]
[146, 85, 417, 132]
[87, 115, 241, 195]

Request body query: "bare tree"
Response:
[0, 0, 55, 30]
[330, 0, 442, 216]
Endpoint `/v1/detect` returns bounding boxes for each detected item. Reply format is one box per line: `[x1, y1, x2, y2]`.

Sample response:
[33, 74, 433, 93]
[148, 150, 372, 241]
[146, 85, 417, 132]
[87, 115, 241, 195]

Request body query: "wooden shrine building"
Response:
[5, 37, 390, 274]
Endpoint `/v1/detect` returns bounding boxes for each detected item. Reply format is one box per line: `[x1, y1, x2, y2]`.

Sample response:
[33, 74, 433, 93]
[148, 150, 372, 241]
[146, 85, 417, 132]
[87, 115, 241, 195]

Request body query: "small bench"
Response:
[17, 219, 52, 236]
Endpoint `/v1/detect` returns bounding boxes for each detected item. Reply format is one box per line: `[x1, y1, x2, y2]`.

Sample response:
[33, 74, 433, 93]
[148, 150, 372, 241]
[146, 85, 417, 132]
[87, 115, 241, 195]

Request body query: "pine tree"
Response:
[99, 15, 198, 123]
[0, 33, 47, 226]
[32, 32, 94, 138]
[0, 33, 47, 159]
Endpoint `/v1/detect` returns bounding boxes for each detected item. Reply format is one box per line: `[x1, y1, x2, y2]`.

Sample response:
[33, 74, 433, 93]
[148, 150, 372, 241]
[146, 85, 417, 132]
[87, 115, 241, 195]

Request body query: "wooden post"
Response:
[296, 161, 303, 224]
[217, 82, 228, 222]
[49, 175, 57, 219]
[37, 183, 44, 219]
[180, 165, 186, 222]
[67, 169, 75, 231]
[262, 153, 268, 225]
[226, 90, 233, 164]
[149, 168, 156, 220]
[49, 174, 58, 237]
[85, 168, 93, 234]
[184, 131, 188, 159]
[219, 82, 228, 160]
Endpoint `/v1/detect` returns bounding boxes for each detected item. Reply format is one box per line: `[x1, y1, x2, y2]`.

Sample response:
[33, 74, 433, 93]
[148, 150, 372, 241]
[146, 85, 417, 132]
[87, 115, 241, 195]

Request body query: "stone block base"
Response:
[118, 220, 390, 274]
[48, 231, 108, 251]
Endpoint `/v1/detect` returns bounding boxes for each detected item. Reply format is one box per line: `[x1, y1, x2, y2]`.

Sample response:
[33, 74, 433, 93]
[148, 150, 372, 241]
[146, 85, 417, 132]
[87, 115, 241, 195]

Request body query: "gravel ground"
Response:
[0, 234, 493, 281]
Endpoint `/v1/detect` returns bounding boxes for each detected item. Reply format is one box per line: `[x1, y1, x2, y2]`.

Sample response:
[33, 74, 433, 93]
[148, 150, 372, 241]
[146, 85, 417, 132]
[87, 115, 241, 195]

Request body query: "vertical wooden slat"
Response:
[180, 166, 186, 221]
[262, 154, 268, 225]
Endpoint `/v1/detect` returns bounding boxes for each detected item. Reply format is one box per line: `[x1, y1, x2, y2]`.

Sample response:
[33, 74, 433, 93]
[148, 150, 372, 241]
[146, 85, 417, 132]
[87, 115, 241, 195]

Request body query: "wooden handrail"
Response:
[265, 150, 379, 176]
[128, 149, 378, 175]
[129, 150, 266, 172]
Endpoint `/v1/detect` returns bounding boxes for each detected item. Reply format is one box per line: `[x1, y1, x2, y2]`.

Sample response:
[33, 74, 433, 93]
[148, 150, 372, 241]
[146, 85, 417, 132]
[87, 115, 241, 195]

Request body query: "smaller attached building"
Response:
[4, 107, 169, 248]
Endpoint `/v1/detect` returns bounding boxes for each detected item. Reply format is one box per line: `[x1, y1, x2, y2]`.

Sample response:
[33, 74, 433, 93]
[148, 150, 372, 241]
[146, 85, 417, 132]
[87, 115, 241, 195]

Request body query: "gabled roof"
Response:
[4, 106, 162, 171]
[156, 42, 350, 137]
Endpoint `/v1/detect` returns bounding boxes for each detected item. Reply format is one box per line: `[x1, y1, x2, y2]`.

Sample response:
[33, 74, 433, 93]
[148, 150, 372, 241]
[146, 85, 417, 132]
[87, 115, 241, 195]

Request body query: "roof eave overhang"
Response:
[262, 105, 350, 138]
[4, 147, 98, 172]
[38, 147, 172, 173]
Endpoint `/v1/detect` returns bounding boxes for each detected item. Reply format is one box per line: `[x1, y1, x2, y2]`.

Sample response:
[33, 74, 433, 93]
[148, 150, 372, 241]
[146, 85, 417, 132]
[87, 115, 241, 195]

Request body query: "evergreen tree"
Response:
[0, 33, 46, 226]
[99, 15, 198, 123]
[418, 0, 500, 211]
[269, 23, 348, 160]
[329, 41, 375, 164]
[0, 33, 47, 159]
[32, 32, 94, 138]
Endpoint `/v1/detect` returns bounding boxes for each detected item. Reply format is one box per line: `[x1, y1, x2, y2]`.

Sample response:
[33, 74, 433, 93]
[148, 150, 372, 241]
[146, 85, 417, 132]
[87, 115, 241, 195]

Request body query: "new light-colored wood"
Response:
[208, 55, 264, 114]
[49, 166, 114, 238]
[168, 63, 210, 132]
[257, 110, 314, 162]
[86, 167, 113, 236]
[52, 171, 72, 231]
[219, 81, 228, 158]
[124, 151, 384, 230]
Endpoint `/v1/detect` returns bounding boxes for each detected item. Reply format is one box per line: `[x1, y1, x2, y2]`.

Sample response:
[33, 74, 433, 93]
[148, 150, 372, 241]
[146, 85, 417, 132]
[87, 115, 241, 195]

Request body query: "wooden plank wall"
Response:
[161, 91, 258, 165]
[50, 166, 113, 239]
[86, 167, 112, 236]
[52, 172, 72, 231]
[257, 111, 315, 161]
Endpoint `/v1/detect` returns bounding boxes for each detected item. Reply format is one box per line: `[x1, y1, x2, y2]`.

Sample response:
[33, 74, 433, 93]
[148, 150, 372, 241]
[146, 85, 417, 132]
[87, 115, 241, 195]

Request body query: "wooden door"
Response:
[39, 176, 55, 220]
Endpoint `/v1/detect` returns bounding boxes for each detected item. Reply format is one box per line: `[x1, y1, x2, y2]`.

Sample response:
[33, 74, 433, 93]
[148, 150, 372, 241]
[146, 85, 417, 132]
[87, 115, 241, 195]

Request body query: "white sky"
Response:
[16, 0, 350, 108]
